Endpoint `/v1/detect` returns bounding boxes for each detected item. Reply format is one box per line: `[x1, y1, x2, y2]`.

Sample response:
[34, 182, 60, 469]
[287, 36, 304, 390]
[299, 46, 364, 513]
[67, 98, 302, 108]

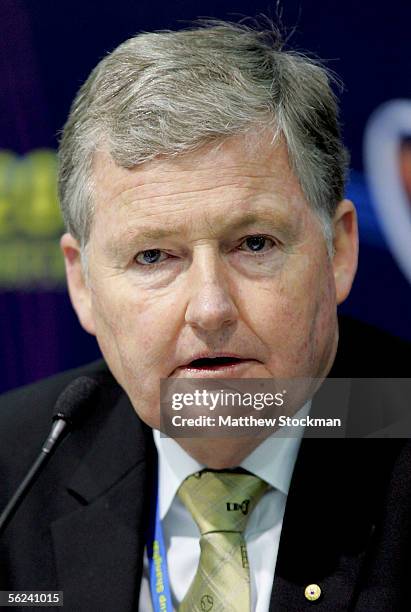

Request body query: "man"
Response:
[0, 19, 410, 612]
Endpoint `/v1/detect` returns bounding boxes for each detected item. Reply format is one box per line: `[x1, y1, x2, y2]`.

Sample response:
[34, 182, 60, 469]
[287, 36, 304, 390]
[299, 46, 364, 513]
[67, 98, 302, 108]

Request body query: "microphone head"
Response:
[52, 376, 100, 428]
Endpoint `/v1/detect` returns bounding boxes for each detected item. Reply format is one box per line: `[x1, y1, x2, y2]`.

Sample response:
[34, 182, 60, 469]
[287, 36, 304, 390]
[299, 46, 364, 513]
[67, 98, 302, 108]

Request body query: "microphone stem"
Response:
[0, 419, 68, 536]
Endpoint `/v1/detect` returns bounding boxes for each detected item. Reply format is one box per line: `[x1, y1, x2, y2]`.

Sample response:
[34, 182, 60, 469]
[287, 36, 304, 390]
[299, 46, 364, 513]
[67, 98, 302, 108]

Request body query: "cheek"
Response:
[253, 256, 336, 372]
[89, 287, 169, 428]
[303, 263, 337, 369]
[252, 261, 318, 333]
[315, 270, 337, 328]
[91, 284, 177, 370]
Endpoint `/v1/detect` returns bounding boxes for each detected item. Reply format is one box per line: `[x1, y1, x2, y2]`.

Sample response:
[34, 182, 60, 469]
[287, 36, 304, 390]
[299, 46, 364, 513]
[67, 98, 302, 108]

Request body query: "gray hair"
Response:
[58, 18, 349, 253]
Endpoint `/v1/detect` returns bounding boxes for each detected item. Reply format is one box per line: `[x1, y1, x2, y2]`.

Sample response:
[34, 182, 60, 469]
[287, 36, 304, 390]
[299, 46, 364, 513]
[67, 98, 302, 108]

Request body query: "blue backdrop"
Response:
[1, 0, 410, 393]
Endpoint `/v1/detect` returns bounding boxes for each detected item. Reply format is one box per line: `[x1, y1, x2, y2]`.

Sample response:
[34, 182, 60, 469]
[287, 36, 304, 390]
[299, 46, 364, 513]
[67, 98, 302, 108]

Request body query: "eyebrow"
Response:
[106, 209, 298, 257]
[136, 211, 294, 240]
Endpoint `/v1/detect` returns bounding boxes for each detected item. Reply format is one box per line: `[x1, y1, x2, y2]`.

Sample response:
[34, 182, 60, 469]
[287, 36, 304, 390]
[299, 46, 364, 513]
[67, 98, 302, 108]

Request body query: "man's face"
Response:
[62, 131, 357, 466]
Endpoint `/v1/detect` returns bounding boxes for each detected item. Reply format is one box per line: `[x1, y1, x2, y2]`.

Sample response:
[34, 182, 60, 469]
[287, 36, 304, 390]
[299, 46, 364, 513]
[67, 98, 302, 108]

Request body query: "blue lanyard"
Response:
[146, 476, 174, 612]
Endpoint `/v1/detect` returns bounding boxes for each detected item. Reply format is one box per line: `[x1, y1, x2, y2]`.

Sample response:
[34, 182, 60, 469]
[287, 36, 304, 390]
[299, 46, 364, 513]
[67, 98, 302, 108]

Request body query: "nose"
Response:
[185, 250, 238, 332]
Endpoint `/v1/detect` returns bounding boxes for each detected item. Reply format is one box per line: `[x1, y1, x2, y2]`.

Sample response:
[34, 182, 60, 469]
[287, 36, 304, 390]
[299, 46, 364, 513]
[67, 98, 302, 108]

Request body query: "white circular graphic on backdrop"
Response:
[364, 99, 411, 284]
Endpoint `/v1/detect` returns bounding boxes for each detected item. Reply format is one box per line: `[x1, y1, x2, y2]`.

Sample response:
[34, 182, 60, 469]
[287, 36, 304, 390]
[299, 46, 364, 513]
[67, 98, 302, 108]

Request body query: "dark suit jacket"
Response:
[0, 317, 410, 611]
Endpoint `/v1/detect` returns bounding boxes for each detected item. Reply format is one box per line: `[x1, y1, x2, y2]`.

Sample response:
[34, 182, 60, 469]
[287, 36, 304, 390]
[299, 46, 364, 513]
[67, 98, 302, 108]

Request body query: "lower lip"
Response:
[173, 360, 257, 377]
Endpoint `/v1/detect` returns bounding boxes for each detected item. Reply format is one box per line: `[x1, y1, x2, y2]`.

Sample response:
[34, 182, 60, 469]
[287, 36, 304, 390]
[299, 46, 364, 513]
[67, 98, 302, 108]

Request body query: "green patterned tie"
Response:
[177, 470, 269, 612]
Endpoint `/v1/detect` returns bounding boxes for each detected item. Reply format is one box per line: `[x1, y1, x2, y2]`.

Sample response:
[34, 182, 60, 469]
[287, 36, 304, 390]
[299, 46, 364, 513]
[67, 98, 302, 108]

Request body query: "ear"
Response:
[332, 199, 359, 304]
[60, 233, 96, 335]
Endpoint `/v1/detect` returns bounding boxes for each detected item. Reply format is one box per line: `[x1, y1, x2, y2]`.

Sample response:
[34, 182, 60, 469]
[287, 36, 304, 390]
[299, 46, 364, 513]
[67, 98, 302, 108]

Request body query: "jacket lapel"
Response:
[51, 389, 156, 612]
[269, 438, 371, 611]
[269, 431, 404, 611]
[268, 321, 395, 610]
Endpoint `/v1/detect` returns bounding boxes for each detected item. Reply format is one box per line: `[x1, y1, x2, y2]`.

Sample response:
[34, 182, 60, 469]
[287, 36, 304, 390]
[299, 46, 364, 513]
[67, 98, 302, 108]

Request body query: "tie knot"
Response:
[178, 470, 269, 535]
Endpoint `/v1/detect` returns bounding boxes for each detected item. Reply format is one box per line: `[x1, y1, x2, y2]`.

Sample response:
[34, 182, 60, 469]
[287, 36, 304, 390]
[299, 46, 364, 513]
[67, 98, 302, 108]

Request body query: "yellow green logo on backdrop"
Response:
[0, 149, 65, 287]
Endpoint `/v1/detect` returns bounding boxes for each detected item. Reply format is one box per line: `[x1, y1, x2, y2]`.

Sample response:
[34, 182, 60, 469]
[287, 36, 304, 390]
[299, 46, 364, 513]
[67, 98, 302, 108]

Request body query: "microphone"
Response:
[0, 376, 100, 536]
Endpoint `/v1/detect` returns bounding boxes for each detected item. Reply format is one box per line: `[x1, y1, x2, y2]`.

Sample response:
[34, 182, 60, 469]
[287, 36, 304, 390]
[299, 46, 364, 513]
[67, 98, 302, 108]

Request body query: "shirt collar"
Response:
[153, 401, 310, 520]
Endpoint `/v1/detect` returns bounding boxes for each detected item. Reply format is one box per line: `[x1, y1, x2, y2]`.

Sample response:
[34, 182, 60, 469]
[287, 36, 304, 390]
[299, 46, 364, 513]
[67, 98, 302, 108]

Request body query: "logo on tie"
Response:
[200, 594, 213, 611]
[226, 499, 250, 515]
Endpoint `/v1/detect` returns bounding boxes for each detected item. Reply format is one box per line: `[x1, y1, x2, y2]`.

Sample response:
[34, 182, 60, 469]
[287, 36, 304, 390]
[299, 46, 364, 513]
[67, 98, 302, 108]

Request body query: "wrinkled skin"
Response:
[62, 131, 358, 467]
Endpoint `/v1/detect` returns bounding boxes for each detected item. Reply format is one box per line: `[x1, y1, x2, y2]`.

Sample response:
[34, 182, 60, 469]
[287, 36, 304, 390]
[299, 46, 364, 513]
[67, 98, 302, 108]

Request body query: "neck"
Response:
[174, 436, 267, 469]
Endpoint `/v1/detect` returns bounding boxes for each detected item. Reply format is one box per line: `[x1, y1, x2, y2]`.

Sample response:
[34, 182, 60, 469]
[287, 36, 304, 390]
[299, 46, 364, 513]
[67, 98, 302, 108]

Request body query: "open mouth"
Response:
[184, 356, 246, 370]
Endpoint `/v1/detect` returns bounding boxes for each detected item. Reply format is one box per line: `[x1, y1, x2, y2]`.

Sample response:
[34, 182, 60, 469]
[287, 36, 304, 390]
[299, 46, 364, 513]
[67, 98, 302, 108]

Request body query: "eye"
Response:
[238, 235, 276, 254]
[134, 249, 168, 265]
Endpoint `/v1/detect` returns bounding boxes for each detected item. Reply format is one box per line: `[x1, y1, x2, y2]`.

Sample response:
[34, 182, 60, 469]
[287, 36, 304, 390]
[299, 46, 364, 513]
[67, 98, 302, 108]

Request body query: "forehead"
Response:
[90, 131, 310, 236]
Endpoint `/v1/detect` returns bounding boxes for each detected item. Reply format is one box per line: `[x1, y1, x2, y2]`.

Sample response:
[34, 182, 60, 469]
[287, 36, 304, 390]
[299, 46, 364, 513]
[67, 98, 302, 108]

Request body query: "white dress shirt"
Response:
[138, 408, 308, 611]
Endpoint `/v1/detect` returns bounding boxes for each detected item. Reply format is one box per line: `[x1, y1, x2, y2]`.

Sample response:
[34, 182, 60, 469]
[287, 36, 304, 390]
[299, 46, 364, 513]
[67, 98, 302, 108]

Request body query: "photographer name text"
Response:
[171, 414, 341, 428]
